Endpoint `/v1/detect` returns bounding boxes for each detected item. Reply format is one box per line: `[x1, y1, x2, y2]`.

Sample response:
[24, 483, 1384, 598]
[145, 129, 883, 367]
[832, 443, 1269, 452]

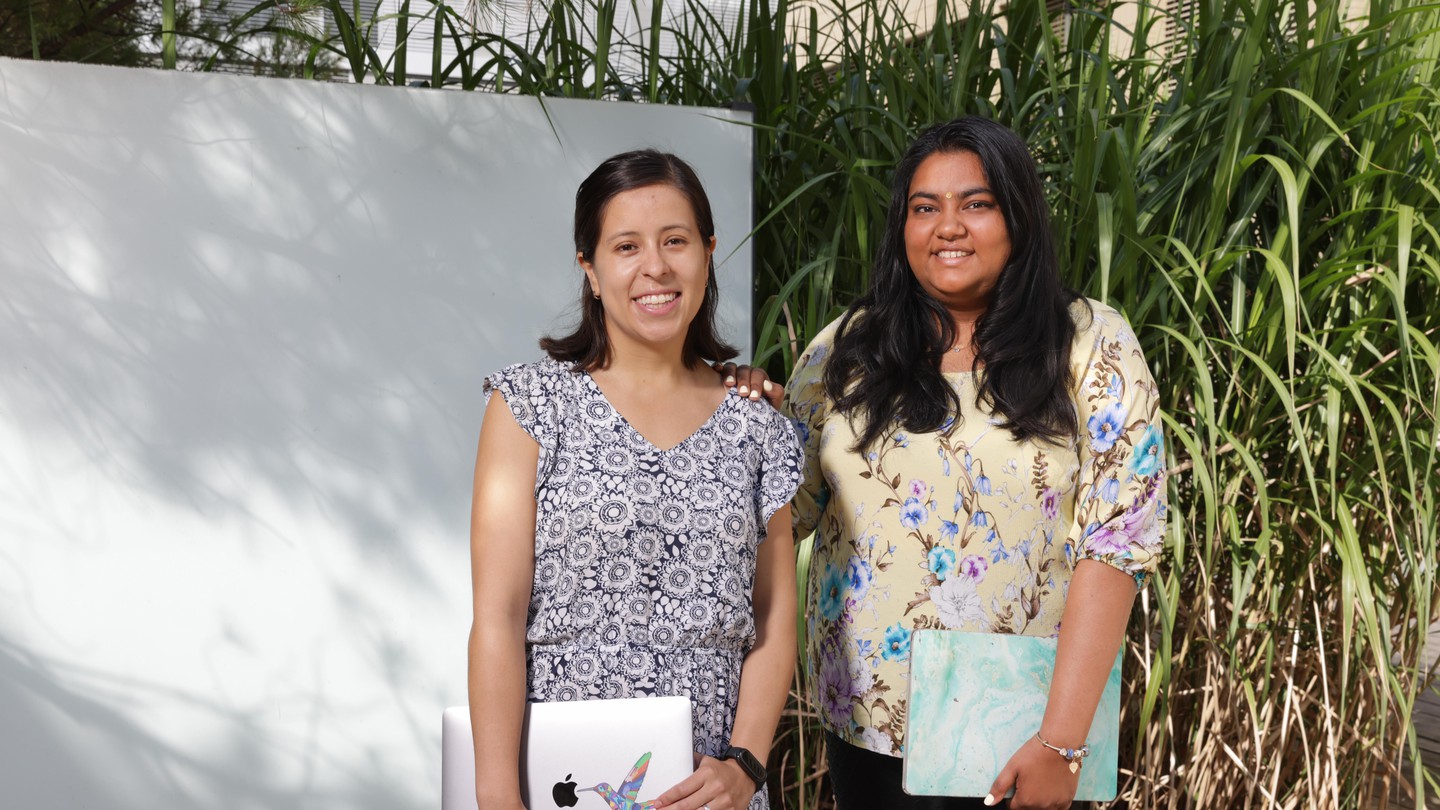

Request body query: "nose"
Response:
[937, 208, 966, 240]
[638, 241, 669, 278]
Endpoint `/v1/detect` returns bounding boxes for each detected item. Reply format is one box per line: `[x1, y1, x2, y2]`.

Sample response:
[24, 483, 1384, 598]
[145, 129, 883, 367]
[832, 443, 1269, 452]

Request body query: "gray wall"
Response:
[0, 58, 753, 810]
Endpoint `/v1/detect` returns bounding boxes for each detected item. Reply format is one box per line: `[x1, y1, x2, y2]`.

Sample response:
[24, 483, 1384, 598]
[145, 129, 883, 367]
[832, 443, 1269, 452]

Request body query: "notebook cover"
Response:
[901, 629, 1122, 801]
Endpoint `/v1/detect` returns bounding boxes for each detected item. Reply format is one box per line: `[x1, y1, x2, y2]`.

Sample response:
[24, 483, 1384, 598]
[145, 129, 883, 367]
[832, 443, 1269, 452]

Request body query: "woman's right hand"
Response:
[468, 390, 541, 810]
[713, 361, 783, 409]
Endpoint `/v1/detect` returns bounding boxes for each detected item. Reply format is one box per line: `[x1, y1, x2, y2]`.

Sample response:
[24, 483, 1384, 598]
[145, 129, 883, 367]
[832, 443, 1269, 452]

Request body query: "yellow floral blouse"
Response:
[784, 299, 1167, 756]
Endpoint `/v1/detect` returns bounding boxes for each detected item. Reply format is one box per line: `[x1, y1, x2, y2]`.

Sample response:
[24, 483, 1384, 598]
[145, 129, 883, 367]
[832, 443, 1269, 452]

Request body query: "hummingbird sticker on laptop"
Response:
[552, 751, 658, 809]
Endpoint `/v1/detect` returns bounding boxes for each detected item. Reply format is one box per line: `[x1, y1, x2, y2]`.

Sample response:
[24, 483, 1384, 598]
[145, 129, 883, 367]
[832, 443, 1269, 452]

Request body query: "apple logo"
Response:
[551, 774, 579, 808]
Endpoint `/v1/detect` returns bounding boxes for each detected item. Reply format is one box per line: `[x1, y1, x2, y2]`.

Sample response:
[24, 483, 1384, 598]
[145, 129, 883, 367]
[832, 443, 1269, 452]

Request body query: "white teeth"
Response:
[636, 292, 678, 305]
[937, 250, 973, 259]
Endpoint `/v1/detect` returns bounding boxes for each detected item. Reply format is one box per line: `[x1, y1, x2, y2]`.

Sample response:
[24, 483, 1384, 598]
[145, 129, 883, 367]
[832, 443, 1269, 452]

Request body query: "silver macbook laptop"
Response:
[442, 696, 694, 810]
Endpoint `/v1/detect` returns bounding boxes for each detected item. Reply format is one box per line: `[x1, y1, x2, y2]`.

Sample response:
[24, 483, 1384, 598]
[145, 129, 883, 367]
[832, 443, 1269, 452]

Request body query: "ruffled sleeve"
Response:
[482, 361, 561, 494]
[781, 322, 839, 542]
[755, 405, 804, 535]
[1064, 303, 1168, 588]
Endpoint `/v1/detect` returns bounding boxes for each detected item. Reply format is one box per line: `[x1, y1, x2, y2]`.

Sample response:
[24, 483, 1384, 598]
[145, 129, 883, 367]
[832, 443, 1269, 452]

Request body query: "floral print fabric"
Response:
[784, 300, 1167, 756]
[484, 358, 803, 808]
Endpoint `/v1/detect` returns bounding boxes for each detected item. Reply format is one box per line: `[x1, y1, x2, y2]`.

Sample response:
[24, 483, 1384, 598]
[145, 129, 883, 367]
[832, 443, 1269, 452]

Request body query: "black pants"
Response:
[824, 732, 1091, 810]
[824, 731, 990, 809]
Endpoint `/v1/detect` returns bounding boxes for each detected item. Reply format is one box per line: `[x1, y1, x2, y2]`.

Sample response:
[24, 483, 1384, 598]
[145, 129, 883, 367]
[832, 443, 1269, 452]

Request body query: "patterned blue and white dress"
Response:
[483, 358, 803, 810]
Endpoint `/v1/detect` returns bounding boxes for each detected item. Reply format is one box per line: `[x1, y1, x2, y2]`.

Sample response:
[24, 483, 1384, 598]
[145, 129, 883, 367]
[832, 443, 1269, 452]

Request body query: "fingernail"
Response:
[750, 391, 760, 399]
[983, 795, 996, 807]
[763, 380, 773, 392]
[738, 385, 748, 395]
[726, 377, 735, 385]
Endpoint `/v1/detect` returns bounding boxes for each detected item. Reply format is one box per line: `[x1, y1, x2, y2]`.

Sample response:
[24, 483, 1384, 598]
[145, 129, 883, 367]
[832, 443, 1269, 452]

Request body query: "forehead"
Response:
[599, 183, 698, 231]
[908, 150, 989, 190]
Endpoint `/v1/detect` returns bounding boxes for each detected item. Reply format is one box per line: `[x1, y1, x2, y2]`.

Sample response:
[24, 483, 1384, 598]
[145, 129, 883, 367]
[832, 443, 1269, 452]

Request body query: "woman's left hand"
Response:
[713, 361, 783, 410]
[651, 754, 756, 810]
[984, 735, 1079, 810]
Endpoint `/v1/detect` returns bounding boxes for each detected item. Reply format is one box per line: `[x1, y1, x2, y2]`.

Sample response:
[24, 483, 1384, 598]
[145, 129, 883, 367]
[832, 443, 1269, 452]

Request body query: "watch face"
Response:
[726, 746, 766, 786]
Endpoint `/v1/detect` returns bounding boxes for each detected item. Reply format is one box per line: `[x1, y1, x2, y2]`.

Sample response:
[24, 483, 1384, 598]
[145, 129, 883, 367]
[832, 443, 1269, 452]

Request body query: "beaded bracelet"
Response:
[1035, 733, 1090, 774]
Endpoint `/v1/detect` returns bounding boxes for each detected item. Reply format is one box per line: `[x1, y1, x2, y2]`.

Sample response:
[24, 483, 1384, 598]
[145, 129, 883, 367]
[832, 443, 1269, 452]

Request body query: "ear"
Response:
[706, 235, 717, 257]
[578, 252, 598, 294]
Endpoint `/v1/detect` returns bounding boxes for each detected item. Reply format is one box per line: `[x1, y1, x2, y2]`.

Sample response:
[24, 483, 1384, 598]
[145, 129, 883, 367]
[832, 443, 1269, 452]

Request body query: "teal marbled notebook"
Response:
[901, 629, 1122, 801]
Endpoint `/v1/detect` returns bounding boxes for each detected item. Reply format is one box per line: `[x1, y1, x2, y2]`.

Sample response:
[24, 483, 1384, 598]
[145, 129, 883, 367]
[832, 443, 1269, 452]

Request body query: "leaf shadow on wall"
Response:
[0, 62, 590, 810]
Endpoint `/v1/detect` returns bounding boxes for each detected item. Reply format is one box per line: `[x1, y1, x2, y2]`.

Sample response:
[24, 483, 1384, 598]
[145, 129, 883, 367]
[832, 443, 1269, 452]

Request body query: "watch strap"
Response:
[720, 745, 766, 788]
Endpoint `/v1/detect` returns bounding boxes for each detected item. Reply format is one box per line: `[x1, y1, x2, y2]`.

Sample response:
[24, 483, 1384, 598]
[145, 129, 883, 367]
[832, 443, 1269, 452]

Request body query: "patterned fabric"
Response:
[783, 299, 1167, 757]
[484, 357, 804, 809]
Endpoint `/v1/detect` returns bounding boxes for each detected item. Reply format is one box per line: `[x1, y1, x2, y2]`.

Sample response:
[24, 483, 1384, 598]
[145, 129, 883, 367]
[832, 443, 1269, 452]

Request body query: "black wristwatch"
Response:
[719, 746, 767, 789]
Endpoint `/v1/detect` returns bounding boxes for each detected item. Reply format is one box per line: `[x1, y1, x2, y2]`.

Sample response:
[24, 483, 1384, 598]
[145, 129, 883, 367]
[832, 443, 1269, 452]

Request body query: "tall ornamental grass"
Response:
[203, 0, 1440, 806]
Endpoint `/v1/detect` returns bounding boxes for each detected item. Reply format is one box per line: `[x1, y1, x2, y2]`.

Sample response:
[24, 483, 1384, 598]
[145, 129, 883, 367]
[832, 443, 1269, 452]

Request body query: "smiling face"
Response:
[579, 183, 715, 357]
[903, 150, 1012, 313]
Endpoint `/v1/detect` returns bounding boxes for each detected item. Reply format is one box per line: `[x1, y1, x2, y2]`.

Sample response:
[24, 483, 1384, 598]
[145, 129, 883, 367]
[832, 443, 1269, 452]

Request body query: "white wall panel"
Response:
[0, 57, 753, 810]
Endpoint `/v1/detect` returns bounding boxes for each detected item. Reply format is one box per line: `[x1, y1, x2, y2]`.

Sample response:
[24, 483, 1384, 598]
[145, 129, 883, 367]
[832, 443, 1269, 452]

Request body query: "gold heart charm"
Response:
[1069, 761, 1079, 774]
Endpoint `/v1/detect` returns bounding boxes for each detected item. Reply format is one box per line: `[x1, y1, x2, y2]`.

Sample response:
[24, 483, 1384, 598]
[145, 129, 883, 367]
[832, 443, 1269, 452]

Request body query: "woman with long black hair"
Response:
[780, 116, 1167, 809]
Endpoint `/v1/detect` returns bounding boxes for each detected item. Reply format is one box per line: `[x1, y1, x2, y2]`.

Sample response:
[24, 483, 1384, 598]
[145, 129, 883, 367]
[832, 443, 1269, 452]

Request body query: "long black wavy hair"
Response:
[542, 149, 737, 370]
[823, 116, 1086, 451]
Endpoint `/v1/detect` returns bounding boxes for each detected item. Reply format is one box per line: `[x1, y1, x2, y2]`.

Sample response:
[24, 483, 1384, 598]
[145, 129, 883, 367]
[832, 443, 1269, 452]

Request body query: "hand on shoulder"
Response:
[713, 361, 783, 409]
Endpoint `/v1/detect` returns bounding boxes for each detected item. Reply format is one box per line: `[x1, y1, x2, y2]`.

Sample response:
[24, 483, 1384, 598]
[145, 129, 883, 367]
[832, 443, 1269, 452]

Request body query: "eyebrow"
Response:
[908, 187, 992, 203]
[608, 224, 696, 240]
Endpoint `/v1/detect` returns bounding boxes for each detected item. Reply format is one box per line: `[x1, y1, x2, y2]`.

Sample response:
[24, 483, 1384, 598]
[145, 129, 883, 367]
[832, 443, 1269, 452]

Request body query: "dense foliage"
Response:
[1, 0, 332, 75]
[1, 0, 170, 63]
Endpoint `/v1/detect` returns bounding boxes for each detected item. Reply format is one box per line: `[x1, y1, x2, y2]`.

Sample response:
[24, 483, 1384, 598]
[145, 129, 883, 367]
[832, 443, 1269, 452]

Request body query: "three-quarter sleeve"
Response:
[755, 407, 804, 534]
[1064, 307, 1168, 588]
[482, 361, 560, 494]
[781, 328, 837, 542]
